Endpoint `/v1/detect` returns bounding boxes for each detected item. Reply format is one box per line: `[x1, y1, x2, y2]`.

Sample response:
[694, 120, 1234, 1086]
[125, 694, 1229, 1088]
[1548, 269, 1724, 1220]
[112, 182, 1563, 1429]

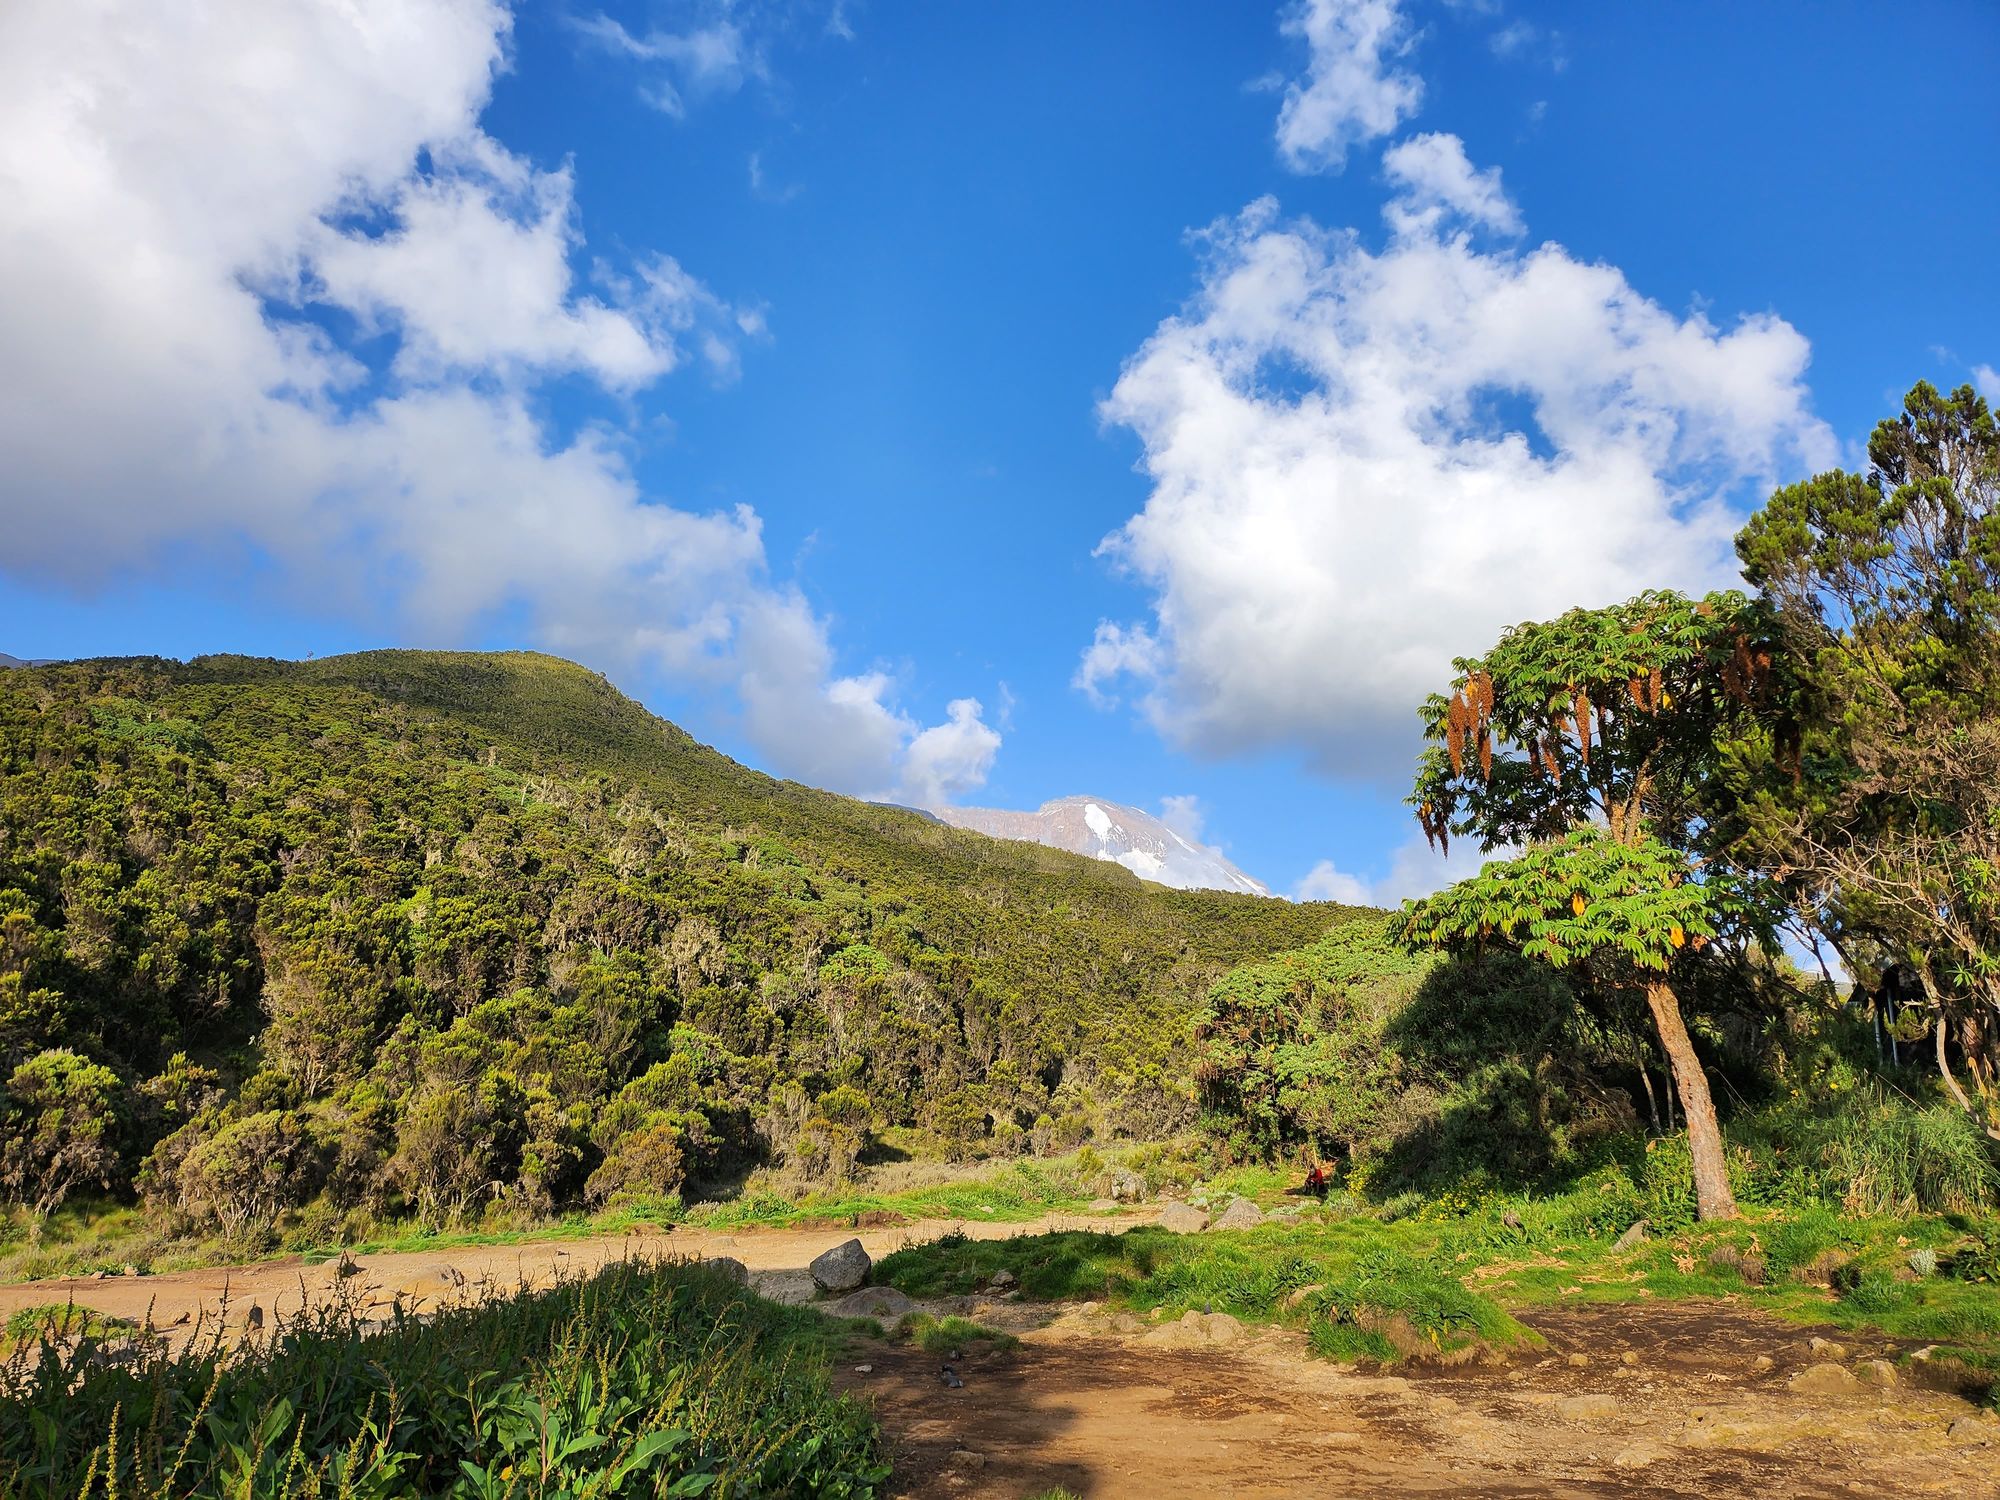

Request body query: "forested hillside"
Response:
[0, 651, 1340, 1234]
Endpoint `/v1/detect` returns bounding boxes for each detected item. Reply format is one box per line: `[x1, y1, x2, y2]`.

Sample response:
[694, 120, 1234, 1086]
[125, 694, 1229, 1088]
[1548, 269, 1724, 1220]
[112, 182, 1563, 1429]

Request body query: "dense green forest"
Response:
[0, 650, 1336, 1238]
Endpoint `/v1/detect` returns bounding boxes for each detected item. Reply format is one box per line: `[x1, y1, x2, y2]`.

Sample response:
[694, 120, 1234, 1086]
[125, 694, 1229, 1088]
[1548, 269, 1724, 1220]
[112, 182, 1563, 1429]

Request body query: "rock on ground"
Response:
[1558, 1393, 1619, 1421]
[701, 1256, 749, 1285]
[1212, 1198, 1265, 1231]
[810, 1238, 872, 1294]
[826, 1286, 916, 1319]
[1612, 1219, 1650, 1252]
[1787, 1362, 1861, 1396]
[1156, 1203, 1210, 1234]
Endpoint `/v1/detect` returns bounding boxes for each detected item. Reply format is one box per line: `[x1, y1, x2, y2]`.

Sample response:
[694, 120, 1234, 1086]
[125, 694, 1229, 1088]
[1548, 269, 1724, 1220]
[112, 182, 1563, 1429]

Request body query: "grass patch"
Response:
[3, 1301, 138, 1346]
[877, 1179, 2000, 1380]
[0, 1258, 886, 1498]
[875, 1220, 1535, 1365]
[891, 1312, 1018, 1355]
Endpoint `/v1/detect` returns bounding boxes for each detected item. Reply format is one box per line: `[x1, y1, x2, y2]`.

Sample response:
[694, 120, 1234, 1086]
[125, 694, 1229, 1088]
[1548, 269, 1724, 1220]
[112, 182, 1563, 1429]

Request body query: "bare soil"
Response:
[841, 1299, 1999, 1499]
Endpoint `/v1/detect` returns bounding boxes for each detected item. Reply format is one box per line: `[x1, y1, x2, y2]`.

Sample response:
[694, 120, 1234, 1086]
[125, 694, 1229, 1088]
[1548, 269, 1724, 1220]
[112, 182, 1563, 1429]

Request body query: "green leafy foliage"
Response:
[0, 651, 1334, 1238]
[1395, 828, 1719, 973]
[1734, 379, 2000, 1131]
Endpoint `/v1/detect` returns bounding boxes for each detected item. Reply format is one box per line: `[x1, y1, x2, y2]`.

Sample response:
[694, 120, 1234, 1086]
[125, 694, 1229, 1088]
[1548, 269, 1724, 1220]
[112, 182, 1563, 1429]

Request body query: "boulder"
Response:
[1611, 1219, 1649, 1252]
[702, 1256, 749, 1286]
[1808, 1336, 1848, 1360]
[826, 1286, 915, 1319]
[988, 1268, 1019, 1291]
[1787, 1362, 1861, 1396]
[1212, 1198, 1266, 1231]
[1156, 1203, 1210, 1234]
[1203, 1311, 1246, 1344]
[1706, 1246, 1768, 1285]
[1107, 1168, 1146, 1202]
[810, 1238, 871, 1294]
[1856, 1358, 1897, 1387]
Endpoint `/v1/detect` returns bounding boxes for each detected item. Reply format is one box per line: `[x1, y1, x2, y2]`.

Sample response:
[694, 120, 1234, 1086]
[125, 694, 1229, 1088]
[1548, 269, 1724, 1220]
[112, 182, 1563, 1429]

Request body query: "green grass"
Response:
[3, 1301, 138, 1345]
[874, 1182, 2000, 1383]
[890, 1312, 1018, 1355]
[0, 1258, 886, 1498]
[875, 1218, 1535, 1363]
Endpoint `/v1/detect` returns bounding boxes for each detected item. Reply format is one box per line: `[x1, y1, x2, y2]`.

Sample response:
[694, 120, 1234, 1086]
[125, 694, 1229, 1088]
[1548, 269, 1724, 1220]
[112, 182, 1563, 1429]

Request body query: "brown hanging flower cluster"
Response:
[1721, 637, 1773, 706]
[1442, 670, 1496, 780]
[1573, 688, 1593, 764]
[1627, 664, 1665, 712]
[1418, 797, 1450, 855]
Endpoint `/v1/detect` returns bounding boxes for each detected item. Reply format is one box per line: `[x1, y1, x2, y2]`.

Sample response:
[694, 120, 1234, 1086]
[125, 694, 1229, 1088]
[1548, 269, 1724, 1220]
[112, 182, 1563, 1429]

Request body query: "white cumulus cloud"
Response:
[1293, 834, 1502, 906]
[1382, 132, 1522, 236]
[0, 0, 994, 804]
[1082, 151, 1835, 778]
[1274, 0, 1425, 174]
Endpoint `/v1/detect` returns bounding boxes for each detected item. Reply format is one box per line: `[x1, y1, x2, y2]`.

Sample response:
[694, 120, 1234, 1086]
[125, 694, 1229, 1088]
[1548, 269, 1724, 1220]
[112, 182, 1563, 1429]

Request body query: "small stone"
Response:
[1112, 1312, 1142, 1335]
[1947, 1417, 1995, 1445]
[1567, 1352, 1591, 1369]
[1751, 1354, 1775, 1373]
[852, 1364, 873, 1374]
[1212, 1198, 1266, 1231]
[1612, 1220, 1650, 1252]
[1808, 1337, 1848, 1360]
[1612, 1443, 1667, 1470]
[948, 1449, 985, 1470]
[1282, 1283, 1325, 1310]
[988, 1268, 1018, 1291]
[1620, 1350, 1639, 1366]
[1156, 1202, 1210, 1234]
[1787, 1362, 1860, 1396]
[1857, 1358, 1897, 1387]
[702, 1256, 749, 1286]
[826, 1286, 916, 1319]
[1559, 1393, 1619, 1420]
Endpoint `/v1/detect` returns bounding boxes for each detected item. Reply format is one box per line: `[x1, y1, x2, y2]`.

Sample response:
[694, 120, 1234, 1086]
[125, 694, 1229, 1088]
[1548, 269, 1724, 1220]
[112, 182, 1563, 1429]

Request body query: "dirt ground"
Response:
[0, 1210, 1125, 1335]
[842, 1299, 2000, 1499]
[4, 1217, 1995, 1498]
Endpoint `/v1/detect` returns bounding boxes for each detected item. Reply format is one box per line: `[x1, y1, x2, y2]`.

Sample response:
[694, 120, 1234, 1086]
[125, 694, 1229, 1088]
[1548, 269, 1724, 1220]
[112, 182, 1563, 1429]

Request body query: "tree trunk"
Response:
[1644, 980, 1737, 1221]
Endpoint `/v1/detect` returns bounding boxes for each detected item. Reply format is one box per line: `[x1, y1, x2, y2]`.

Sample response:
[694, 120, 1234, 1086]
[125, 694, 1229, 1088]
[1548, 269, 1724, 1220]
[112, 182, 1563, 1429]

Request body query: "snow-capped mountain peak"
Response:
[934, 795, 1270, 896]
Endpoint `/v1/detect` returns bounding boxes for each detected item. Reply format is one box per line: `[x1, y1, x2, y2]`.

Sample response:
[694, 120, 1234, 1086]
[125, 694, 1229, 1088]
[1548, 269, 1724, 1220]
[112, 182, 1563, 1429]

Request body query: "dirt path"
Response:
[840, 1301, 2000, 1499]
[0, 1211, 1132, 1335]
[8, 1221, 1995, 1497]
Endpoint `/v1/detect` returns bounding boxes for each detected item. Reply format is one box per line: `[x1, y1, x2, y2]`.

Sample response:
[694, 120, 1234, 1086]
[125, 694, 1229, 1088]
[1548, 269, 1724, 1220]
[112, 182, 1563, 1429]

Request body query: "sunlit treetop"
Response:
[1410, 589, 1785, 857]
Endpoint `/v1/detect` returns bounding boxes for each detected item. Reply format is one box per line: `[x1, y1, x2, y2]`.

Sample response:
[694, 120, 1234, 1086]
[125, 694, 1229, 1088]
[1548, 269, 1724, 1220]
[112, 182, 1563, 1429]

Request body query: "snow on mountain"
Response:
[934, 795, 1270, 896]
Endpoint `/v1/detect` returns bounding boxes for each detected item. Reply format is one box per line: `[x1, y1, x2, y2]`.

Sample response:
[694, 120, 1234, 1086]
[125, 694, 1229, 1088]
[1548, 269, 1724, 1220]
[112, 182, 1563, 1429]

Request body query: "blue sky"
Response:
[3, 0, 1997, 901]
